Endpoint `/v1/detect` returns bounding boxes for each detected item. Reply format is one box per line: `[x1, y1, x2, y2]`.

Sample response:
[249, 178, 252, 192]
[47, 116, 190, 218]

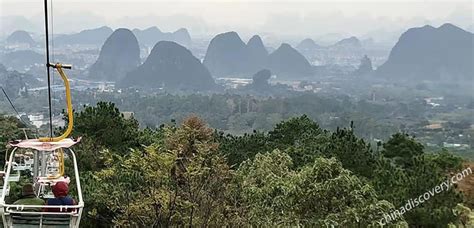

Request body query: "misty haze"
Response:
[0, 0, 473, 227]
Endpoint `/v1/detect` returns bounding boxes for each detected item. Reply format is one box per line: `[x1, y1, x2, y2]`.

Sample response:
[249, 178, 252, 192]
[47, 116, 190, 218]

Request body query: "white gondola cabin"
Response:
[0, 139, 84, 227]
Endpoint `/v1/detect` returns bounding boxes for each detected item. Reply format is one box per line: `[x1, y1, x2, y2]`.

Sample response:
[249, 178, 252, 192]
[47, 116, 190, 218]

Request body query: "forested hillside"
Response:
[2, 0, 473, 226]
[2, 102, 470, 227]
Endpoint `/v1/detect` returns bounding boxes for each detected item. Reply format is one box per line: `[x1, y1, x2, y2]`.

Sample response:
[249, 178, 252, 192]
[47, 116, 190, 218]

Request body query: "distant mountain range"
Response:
[203, 32, 251, 77]
[296, 38, 322, 51]
[203, 31, 313, 78]
[132, 27, 192, 47]
[87, 28, 211, 90]
[0, 63, 42, 98]
[376, 23, 473, 80]
[333, 36, 362, 48]
[0, 63, 27, 98]
[6, 30, 36, 46]
[294, 36, 391, 67]
[50, 25, 192, 49]
[4, 23, 471, 90]
[119, 41, 215, 90]
[296, 36, 363, 52]
[246, 35, 269, 74]
[88, 28, 140, 81]
[0, 50, 44, 71]
[55, 26, 113, 46]
[267, 43, 313, 77]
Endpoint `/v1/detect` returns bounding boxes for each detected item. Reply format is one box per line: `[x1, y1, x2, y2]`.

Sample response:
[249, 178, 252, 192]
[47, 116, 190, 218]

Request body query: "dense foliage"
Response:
[1, 102, 472, 226]
[0, 115, 25, 165]
[79, 114, 405, 227]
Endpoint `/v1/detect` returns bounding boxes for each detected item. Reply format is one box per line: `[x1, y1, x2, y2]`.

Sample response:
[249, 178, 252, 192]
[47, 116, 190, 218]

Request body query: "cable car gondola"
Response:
[0, 0, 84, 226]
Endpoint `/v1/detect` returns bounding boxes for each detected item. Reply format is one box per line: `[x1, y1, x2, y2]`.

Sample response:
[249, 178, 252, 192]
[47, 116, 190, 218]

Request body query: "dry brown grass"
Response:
[457, 162, 474, 208]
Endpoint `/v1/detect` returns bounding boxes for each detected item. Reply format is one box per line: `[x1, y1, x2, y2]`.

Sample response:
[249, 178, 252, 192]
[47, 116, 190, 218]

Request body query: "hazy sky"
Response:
[1, 0, 472, 42]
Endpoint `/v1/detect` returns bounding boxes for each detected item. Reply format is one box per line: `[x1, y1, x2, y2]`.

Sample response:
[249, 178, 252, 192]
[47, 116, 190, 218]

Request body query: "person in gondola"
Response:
[44, 181, 76, 212]
[13, 183, 45, 212]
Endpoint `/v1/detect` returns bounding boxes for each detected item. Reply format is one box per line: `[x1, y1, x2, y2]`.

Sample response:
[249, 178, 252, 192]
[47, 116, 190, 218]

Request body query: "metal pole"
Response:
[0, 148, 17, 225]
[68, 148, 84, 227]
[33, 151, 39, 179]
[41, 152, 47, 177]
[44, 0, 53, 139]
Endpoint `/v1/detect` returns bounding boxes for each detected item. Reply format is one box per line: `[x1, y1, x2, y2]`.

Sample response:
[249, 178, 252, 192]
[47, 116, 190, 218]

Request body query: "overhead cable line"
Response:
[1, 86, 29, 127]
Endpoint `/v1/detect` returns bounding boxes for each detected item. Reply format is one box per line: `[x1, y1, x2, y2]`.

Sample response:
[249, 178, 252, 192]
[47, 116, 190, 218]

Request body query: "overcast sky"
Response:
[1, 0, 472, 42]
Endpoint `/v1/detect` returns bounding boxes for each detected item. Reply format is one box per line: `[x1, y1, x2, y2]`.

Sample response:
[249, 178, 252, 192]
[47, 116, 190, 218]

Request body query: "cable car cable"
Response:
[50, 0, 55, 105]
[0, 86, 29, 127]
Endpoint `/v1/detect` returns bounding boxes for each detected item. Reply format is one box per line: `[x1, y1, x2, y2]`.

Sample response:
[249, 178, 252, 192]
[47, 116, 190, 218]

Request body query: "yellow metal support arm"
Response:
[39, 63, 74, 142]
